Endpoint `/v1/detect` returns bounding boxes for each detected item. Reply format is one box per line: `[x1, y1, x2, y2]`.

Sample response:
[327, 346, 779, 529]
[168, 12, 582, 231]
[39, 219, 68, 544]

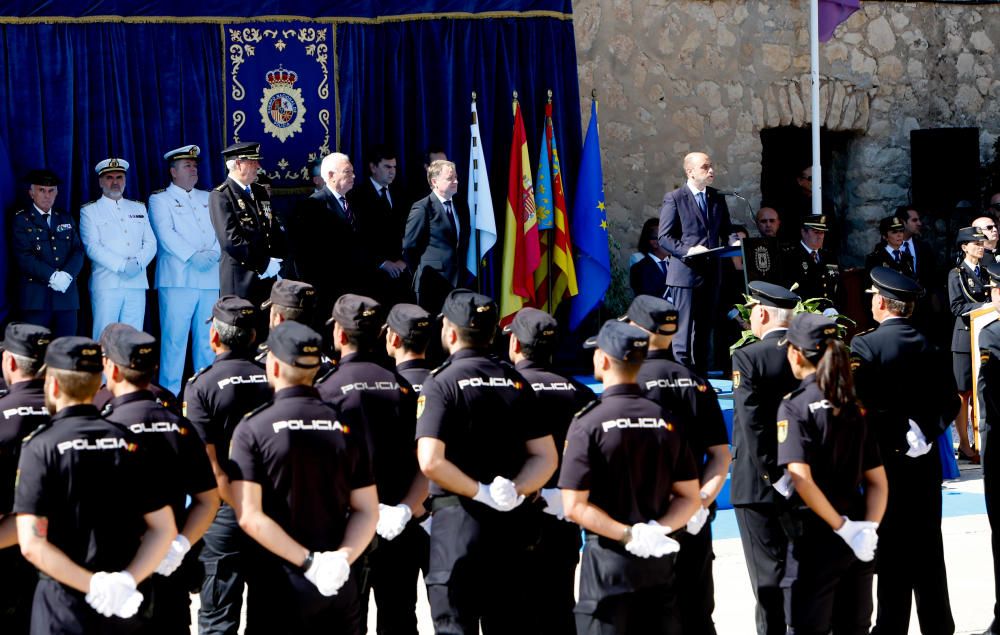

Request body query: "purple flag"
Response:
[818, 0, 860, 42]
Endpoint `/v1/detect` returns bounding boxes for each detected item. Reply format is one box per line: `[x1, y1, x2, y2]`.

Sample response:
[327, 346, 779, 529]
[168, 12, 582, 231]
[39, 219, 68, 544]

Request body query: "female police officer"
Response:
[777, 313, 888, 635]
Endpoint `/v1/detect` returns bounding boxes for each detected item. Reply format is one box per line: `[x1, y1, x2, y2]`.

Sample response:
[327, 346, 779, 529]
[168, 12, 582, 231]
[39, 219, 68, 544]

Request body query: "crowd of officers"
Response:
[0, 257, 997, 635]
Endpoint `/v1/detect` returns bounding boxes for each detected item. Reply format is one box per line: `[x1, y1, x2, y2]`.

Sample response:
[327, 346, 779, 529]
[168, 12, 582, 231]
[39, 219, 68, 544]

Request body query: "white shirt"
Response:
[903, 238, 917, 272]
[371, 177, 393, 208]
[800, 240, 820, 262]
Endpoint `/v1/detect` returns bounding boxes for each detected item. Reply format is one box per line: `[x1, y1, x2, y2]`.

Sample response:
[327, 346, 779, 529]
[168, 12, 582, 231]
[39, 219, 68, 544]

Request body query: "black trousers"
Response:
[135, 550, 202, 635]
[526, 514, 580, 635]
[575, 584, 680, 635]
[987, 426, 1000, 633]
[666, 282, 717, 374]
[245, 559, 361, 635]
[198, 505, 251, 635]
[0, 548, 37, 635]
[871, 454, 953, 635]
[734, 504, 788, 635]
[674, 523, 716, 635]
[30, 577, 141, 635]
[363, 522, 429, 635]
[21, 308, 77, 338]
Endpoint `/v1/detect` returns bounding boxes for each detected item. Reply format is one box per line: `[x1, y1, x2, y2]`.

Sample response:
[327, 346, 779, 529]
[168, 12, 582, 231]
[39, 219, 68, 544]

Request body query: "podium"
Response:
[971, 305, 999, 450]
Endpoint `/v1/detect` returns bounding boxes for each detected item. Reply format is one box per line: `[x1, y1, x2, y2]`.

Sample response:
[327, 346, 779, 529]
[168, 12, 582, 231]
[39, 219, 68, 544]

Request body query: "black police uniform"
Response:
[94, 383, 180, 417]
[316, 352, 425, 634]
[395, 359, 431, 394]
[777, 375, 882, 635]
[637, 349, 729, 635]
[515, 358, 596, 634]
[864, 245, 915, 280]
[11, 205, 84, 337]
[0, 378, 48, 634]
[13, 404, 169, 635]
[183, 351, 272, 635]
[559, 384, 698, 634]
[102, 390, 217, 635]
[730, 328, 799, 635]
[227, 384, 373, 634]
[783, 243, 839, 305]
[416, 347, 547, 634]
[948, 261, 990, 391]
[978, 318, 1000, 633]
[851, 309, 958, 634]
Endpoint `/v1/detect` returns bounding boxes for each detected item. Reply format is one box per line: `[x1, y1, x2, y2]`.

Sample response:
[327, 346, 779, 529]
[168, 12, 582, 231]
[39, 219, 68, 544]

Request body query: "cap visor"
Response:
[582, 336, 598, 349]
[864, 285, 879, 295]
[501, 324, 513, 334]
[261, 299, 273, 309]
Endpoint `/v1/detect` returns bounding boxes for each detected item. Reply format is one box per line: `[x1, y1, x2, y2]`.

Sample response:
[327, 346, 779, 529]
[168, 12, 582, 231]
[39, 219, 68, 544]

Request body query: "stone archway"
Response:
[752, 76, 875, 133]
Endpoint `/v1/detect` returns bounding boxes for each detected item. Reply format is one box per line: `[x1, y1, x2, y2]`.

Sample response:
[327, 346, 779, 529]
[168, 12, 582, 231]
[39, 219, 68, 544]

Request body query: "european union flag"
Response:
[568, 100, 610, 330]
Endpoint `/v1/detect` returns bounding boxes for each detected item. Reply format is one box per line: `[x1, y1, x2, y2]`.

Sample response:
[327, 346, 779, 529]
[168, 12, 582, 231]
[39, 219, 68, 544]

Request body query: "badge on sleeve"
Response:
[416, 395, 426, 419]
[732, 371, 740, 389]
[777, 420, 788, 444]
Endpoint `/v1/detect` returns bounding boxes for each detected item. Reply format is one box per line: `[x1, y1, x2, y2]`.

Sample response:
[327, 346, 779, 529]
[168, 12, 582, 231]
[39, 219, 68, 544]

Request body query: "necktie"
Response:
[444, 200, 457, 233]
[41, 213, 51, 229]
[976, 265, 982, 279]
[696, 191, 707, 216]
[812, 250, 820, 264]
[902, 241, 914, 273]
[379, 186, 390, 208]
[657, 259, 667, 277]
[340, 196, 355, 228]
[244, 185, 252, 198]
[892, 249, 900, 263]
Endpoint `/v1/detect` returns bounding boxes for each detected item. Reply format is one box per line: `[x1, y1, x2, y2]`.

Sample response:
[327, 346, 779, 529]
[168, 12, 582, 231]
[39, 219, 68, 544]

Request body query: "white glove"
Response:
[472, 480, 523, 512]
[773, 471, 795, 499]
[489, 476, 525, 510]
[822, 307, 840, 319]
[540, 488, 564, 520]
[303, 551, 351, 596]
[686, 245, 709, 256]
[376, 503, 413, 541]
[155, 534, 191, 577]
[834, 517, 880, 562]
[86, 571, 143, 618]
[190, 250, 218, 271]
[686, 505, 710, 535]
[122, 258, 142, 278]
[55, 270, 73, 292]
[905, 419, 933, 458]
[625, 521, 680, 559]
[259, 257, 282, 279]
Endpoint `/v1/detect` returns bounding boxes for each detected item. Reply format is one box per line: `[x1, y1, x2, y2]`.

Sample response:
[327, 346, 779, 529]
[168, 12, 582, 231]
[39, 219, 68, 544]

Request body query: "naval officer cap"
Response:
[266, 321, 323, 368]
[94, 158, 130, 177]
[24, 169, 60, 187]
[779, 313, 838, 355]
[163, 145, 201, 162]
[801, 214, 829, 232]
[44, 336, 103, 373]
[956, 226, 987, 246]
[440, 289, 498, 333]
[503, 307, 559, 346]
[262, 279, 317, 310]
[385, 303, 433, 340]
[622, 295, 679, 335]
[222, 142, 262, 161]
[1, 323, 52, 360]
[865, 266, 924, 301]
[328, 294, 382, 332]
[746, 281, 799, 309]
[583, 320, 649, 362]
[100, 324, 158, 372]
[208, 295, 257, 329]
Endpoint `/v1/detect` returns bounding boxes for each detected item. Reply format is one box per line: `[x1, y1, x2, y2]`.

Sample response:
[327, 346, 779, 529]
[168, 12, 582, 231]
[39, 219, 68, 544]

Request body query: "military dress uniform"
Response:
[783, 216, 838, 306]
[12, 170, 84, 337]
[80, 159, 158, 339]
[977, 273, 1000, 634]
[948, 229, 991, 392]
[149, 145, 221, 395]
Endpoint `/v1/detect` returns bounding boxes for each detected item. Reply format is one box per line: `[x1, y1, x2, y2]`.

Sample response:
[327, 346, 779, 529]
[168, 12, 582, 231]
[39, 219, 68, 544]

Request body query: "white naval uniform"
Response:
[149, 183, 221, 393]
[80, 195, 157, 339]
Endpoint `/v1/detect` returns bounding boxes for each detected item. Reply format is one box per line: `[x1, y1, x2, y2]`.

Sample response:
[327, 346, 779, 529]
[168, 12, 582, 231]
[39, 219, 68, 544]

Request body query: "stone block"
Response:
[761, 43, 791, 72]
[971, 30, 995, 53]
[866, 16, 897, 53]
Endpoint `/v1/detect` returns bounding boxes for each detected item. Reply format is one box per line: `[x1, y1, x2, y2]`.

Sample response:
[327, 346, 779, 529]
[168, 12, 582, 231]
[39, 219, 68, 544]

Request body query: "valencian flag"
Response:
[532, 95, 578, 314]
[499, 97, 540, 327]
[466, 96, 497, 280]
[568, 98, 610, 330]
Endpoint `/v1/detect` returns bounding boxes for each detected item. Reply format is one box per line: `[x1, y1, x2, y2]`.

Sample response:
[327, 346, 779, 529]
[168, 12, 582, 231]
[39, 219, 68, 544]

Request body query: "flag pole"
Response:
[810, 0, 822, 216]
[546, 89, 555, 313]
[471, 91, 481, 294]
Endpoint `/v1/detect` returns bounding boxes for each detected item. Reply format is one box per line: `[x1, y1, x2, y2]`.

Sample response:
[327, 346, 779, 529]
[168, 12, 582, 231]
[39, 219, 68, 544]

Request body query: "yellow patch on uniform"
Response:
[777, 420, 788, 444]
[182, 401, 187, 417]
[416, 395, 426, 419]
[666, 422, 675, 432]
[850, 358, 860, 371]
[732, 371, 740, 389]
[696, 383, 708, 392]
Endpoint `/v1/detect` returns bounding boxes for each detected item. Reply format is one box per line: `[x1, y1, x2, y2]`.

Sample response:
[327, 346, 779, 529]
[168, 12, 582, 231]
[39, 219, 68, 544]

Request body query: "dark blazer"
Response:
[348, 177, 406, 264]
[402, 193, 469, 308]
[629, 254, 668, 298]
[948, 263, 990, 353]
[909, 237, 938, 291]
[783, 243, 839, 303]
[729, 328, 799, 506]
[864, 243, 915, 280]
[209, 178, 285, 302]
[11, 207, 84, 310]
[657, 184, 732, 288]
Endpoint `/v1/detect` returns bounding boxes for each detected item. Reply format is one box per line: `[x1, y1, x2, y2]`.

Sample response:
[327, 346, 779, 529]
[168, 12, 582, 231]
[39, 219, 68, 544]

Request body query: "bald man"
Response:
[658, 152, 736, 373]
[756, 207, 780, 239]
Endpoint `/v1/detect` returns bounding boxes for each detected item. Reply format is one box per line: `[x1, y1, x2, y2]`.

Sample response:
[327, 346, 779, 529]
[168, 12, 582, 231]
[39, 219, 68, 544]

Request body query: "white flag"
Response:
[467, 100, 497, 277]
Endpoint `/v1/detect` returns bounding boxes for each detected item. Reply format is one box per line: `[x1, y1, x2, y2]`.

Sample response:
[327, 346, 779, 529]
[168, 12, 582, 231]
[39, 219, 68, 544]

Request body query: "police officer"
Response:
[80, 158, 158, 338]
[625, 295, 731, 635]
[851, 267, 958, 635]
[100, 325, 220, 635]
[149, 144, 221, 395]
[777, 313, 888, 635]
[729, 281, 800, 635]
[559, 319, 700, 634]
[416, 289, 557, 633]
[182, 296, 272, 635]
[385, 303, 434, 394]
[13, 336, 176, 633]
[256, 280, 334, 378]
[949, 226, 991, 462]
[783, 214, 838, 306]
[92, 323, 182, 417]
[864, 216, 915, 280]
[505, 307, 596, 633]
[0, 323, 51, 634]
[977, 260, 1000, 635]
[11, 170, 84, 337]
[209, 142, 285, 327]
[229, 321, 378, 633]
[317, 294, 428, 633]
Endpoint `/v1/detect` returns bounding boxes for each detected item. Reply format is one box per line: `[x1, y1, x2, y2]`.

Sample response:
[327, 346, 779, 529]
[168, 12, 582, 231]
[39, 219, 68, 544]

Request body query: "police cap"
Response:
[262, 279, 317, 310]
[503, 307, 558, 346]
[44, 336, 103, 372]
[208, 295, 257, 329]
[1, 323, 52, 360]
[328, 294, 382, 332]
[878, 215, 905, 234]
[94, 158, 129, 177]
[985, 261, 1000, 288]
[386, 303, 433, 340]
[865, 266, 924, 301]
[222, 142, 262, 161]
[163, 145, 200, 162]
[24, 169, 60, 187]
[266, 321, 323, 368]
[802, 214, 828, 232]
[780, 313, 838, 354]
[583, 320, 649, 361]
[101, 324, 158, 372]
[622, 295, 678, 335]
[956, 226, 986, 246]
[746, 281, 799, 309]
[440, 289, 498, 333]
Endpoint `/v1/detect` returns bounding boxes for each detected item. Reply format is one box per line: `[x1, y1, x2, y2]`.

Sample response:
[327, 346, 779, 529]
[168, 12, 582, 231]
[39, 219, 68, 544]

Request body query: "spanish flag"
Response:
[500, 97, 539, 327]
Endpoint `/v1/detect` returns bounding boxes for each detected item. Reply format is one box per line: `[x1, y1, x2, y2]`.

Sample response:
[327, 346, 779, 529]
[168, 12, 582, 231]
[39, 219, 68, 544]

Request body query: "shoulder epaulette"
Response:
[242, 400, 273, 420]
[20, 421, 51, 445]
[782, 386, 807, 401]
[854, 327, 876, 338]
[214, 182, 227, 192]
[573, 399, 600, 419]
[314, 365, 339, 385]
[0, 388, 9, 399]
[186, 363, 214, 385]
[100, 403, 114, 417]
[429, 359, 452, 377]
[149, 188, 166, 196]
[81, 199, 98, 209]
[13, 208, 26, 216]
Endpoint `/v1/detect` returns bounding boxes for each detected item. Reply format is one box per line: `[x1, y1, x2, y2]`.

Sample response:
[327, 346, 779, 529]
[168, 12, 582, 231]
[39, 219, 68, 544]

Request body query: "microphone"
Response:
[717, 189, 758, 237]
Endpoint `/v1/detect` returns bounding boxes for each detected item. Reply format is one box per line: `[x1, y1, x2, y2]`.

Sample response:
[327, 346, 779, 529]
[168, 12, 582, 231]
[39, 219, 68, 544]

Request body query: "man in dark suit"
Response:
[403, 159, 469, 314]
[209, 142, 285, 316]
[630, 217, 669, 298]
[11, 169, 84, 337]
[900, 205, 942, 339]
[657, 151, 735, 372]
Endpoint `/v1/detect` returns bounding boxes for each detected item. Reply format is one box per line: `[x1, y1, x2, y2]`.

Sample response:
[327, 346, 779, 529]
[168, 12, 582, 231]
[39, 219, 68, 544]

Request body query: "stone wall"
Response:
[573, 0, 1000, 265]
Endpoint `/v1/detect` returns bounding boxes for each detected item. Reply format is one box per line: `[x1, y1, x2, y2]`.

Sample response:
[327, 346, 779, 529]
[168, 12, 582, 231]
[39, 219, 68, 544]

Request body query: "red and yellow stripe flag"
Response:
[500, 97, 540, 327]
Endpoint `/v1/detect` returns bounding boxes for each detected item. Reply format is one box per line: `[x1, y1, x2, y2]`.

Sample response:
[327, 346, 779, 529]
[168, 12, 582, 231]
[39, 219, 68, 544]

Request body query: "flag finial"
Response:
[471, 91, 477, 102]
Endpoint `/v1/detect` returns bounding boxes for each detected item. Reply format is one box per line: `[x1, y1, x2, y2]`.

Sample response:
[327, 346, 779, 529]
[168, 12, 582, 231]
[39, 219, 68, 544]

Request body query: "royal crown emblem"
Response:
[259, 67, 306, 143]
